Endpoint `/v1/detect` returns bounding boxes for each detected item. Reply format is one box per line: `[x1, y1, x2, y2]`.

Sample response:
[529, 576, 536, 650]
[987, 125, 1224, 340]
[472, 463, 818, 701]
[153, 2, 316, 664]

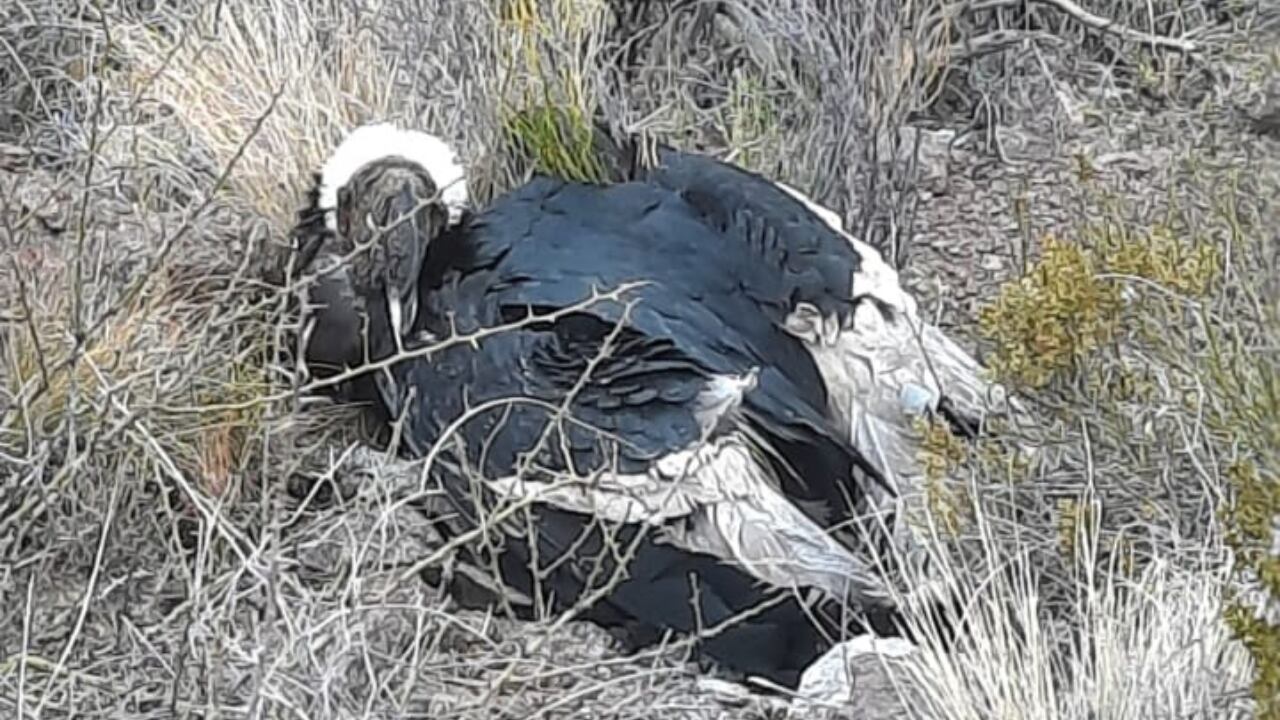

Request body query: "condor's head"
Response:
[319, 122, 468, 338]
[298, 122, 469, 380]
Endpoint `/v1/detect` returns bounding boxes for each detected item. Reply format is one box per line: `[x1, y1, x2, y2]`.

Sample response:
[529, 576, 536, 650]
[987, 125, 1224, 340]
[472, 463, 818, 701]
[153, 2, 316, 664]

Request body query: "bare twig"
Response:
[32, 471, 120, 717]
[1033, 0, 1200, 53]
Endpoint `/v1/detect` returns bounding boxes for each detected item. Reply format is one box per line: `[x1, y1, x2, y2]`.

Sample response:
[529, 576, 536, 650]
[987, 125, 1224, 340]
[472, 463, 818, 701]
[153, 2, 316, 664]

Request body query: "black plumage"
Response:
[595, 127, 1005, 443]
[376, 302, 874, 689]
[293, 127, 969, 690]
[352, 175, 903, 688]
[634, 146, 870, 329]
[411, 177, 893, 520]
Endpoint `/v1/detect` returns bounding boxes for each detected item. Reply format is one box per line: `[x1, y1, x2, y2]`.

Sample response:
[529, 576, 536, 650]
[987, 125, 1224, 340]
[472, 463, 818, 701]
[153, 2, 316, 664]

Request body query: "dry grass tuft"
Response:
[111, 2, 403, 231]
[892, 519, 1256, 719]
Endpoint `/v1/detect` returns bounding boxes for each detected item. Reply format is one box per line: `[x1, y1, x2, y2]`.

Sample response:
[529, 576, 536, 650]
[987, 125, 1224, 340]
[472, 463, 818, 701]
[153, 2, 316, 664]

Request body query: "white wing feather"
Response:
[773, 181, 1030, 568]
[483, 371, 895, 609]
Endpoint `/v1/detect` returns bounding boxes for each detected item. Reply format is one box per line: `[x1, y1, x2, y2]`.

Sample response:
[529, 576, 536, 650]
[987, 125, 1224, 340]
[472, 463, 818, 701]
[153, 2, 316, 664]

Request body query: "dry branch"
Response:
[1034, 0, 1200, 53]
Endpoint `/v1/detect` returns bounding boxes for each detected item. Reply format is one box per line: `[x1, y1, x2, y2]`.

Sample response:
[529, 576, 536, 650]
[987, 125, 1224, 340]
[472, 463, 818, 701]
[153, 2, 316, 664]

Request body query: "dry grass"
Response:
[0, 0, 1277, 718]
[889, 510, 1256, 719]
[112, 2, 399, 229]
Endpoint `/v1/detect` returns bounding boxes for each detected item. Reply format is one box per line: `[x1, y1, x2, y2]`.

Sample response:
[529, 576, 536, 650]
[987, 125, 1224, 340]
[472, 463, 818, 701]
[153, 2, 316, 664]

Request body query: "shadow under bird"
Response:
[293, 121, 1015, 689]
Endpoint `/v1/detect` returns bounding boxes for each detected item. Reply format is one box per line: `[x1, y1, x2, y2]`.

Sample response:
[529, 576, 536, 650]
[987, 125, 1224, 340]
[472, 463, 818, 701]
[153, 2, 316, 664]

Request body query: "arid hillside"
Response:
[1, 2, 1277, 718]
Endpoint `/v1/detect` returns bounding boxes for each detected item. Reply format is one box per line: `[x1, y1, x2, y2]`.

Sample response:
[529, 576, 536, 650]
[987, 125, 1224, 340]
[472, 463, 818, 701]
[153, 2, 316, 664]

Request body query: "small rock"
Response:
[791, 634, 925, 719]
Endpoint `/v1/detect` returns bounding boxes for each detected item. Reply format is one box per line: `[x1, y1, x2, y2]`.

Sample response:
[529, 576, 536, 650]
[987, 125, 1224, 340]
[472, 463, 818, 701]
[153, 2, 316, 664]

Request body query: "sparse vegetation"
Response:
[978, 235, 1125, 389]
[1, 0, 1276, 718]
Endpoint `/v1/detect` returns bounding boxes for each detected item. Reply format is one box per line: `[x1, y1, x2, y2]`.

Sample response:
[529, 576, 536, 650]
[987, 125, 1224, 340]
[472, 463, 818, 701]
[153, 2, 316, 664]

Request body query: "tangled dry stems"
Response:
[0, 0, 1276, 717]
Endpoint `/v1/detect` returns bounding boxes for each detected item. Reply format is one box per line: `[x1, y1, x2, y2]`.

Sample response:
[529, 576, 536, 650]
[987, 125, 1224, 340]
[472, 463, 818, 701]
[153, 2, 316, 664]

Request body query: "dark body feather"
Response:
[411, 177, 891, 526]
[633, 146, 869, 328]
[357, 176, 903, 688]
[613, 139, 987, 441]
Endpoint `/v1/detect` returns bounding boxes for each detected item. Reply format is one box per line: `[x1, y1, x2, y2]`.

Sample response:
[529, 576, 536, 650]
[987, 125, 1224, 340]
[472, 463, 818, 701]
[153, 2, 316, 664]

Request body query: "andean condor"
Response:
[290, 121, 1007, 688]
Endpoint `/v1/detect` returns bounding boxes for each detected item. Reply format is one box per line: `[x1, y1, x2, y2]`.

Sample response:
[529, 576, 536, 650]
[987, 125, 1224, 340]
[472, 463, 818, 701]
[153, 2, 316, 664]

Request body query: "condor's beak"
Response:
[385, 288, 418, 345]
[382, 182, 428, 344]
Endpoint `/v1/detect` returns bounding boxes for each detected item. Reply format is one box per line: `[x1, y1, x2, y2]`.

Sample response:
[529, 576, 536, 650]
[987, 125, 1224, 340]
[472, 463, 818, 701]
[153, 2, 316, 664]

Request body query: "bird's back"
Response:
[414, 175, 890, 529]
[381, 288, 873, 690]
[367, 170, 915, 689]
[425, 177, 828, 404]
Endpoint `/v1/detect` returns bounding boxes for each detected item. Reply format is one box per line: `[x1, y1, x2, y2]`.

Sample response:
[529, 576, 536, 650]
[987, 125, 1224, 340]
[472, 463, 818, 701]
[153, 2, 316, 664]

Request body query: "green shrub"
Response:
[977, 235, 1124, 390]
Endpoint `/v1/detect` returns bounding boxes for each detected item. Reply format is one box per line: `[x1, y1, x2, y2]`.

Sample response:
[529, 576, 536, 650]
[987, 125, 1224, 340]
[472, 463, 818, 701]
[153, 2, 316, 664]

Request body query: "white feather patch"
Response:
[318, 122, 470, 226]
[774, 178, 1021, 420]
[486, 371, 761, 527]
[691, 367, 759, 435]
[774, 180, 913, 315]
[486, 432, 893, 608]
[656, 435, 894, 607]
[772, 179, 1032, 577]
[471, 368, 890, 604]
[482, 366, 895, 610]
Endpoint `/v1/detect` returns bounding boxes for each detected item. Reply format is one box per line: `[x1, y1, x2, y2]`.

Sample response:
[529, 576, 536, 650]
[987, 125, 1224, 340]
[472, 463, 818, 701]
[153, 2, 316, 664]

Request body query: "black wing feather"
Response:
[380, 309, 847, 687]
